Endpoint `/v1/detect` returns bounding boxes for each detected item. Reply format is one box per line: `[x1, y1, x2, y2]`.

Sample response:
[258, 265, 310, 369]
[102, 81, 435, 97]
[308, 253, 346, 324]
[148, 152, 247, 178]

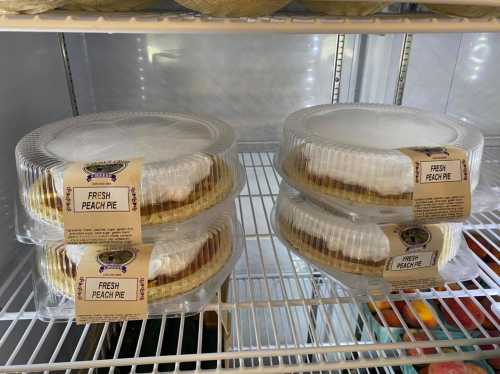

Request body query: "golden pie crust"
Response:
[42, 225, 233, 302]
[27, 157, 234, 226]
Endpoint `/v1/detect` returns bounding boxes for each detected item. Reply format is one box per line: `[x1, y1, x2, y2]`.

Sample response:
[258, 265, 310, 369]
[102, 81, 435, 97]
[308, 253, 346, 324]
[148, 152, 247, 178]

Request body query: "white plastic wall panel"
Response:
[66, 33, 338, 146]
[0, 33, 71, 256]
[403, 33, 462, 113]
[403, 33, 500, 140]
[349, 34, 404, 104]
[0, 32, 73, 366]
[447, 33, 500, 141]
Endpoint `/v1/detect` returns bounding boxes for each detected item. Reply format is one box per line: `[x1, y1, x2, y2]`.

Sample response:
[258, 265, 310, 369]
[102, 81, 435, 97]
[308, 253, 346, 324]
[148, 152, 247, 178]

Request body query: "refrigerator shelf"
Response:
[0, 149, 498, 373]
[0, 9, 500, 34]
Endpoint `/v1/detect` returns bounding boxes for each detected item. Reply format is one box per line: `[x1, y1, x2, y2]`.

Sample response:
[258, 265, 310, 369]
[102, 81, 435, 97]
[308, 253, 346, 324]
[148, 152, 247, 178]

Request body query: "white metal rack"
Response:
[0, 148, 498, 373]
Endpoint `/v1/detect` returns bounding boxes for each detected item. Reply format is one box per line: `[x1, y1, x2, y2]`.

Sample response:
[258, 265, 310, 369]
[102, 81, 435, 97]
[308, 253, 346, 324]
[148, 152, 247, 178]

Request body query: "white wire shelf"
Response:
[1, 10, 500, 34]
[0, 148, 499, 373]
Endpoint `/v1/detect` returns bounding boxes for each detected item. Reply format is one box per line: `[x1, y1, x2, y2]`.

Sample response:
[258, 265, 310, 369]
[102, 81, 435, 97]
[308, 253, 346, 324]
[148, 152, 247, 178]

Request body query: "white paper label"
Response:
[419, 160, 462, 184]
[63, 159, 143, 245]
[387, 251, 437, 272]
[73, 187, 131, 213]
[84, 277, 139, 301]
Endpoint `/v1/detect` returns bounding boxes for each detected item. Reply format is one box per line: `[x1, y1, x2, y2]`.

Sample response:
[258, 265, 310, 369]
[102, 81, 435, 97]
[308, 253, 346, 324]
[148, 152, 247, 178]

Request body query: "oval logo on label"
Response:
[98, 249, 135, 266]
[410, 147, 450, 158]
[84, 161, 126, 175]
[399, 226, 431, 249]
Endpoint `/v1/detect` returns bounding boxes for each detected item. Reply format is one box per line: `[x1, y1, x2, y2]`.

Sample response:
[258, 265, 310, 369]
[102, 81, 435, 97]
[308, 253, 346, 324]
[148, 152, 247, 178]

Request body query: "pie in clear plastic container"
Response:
[424, 4, 500, 18]
[63, 0, 157, 11]
[173, 0, 291, 17]
[275, 104, 484, 223]
[272, 182, 479, 292]
[0, 0, 66, 14]
[34, 198, 243, 320]
[299, 0, 387, 16]
[16, 111, 244, 243]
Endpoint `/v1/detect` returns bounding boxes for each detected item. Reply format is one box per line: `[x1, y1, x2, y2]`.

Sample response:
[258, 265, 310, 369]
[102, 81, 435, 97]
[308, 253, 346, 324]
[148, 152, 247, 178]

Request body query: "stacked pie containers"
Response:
[172, 0, 291, 17]
[15, 111, 245, 320]
[273, 104, 485, 290]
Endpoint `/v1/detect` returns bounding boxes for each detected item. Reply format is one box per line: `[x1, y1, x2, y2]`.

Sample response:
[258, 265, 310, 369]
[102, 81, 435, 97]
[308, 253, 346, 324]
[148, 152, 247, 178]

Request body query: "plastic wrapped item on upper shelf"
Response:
[275, 104, 485, 223]
[173, 0, 291, 17]
[0, 0, 67, 14]
[34, 199, 243, 320]
[299, 0, 388, 16]
[424, 4, 500, 18]
[272, 182, 479, 292]
[63, 0, 158, 11]
[15, 111, 244, 243]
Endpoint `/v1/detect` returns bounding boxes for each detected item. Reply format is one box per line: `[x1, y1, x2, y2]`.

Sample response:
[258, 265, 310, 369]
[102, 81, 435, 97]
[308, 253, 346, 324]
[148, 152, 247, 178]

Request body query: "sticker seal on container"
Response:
[400, 146, 470, 222]
[63, 159, 142, 244]
[75, 244, 152, 324]
[382, 224, 444, 291]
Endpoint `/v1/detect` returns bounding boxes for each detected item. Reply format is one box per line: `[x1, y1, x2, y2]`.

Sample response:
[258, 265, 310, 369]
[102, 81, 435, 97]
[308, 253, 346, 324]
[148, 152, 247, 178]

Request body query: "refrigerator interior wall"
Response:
[0, 33, 74, 366]
[0, 33, 72, 263]
[404, 33, 500, 141]
[65, 32, 500, 146]
[65, 33, 338, 146]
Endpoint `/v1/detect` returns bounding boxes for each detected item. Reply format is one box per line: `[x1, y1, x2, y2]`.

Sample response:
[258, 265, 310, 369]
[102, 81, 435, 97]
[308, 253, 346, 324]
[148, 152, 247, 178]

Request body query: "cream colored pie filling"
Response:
[278, 191, 390, 264]
[53, 229, 224, 285]
[283, 106, 481, 201]
[24, 119, 237, 226]
[46, 121, 215, 206]
[277, 187, 460, 270]
[65, 235, 209, 280]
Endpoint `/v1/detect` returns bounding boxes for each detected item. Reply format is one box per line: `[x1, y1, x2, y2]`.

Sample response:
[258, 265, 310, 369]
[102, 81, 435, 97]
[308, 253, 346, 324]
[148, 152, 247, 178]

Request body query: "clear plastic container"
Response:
[63, 0, 157, 11]
[16, 111, 244, 244]
[0, 0, 66, 14]
[173, 0, 291, 17]
[34, 199, 243, 320]
[424, 4, 500, 18]
[275, 104, 484, 223]
[272, 182, 479, 293]
[299, 1, 387, 16]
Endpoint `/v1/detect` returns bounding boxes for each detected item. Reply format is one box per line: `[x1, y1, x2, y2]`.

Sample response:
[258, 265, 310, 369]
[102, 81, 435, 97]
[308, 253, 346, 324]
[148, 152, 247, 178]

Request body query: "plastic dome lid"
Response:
[16, 112, 244, 242]
[276, 104, 484, 223]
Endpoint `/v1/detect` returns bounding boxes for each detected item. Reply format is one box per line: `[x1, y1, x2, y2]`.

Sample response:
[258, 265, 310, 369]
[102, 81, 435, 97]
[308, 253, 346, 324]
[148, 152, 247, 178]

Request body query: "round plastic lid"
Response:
[303, 106, 463, 149]
[16, 112, 243, 237]
[273, 182, 478, 291]
[34, 112, 234, 165]
[276, 104, 484, 223]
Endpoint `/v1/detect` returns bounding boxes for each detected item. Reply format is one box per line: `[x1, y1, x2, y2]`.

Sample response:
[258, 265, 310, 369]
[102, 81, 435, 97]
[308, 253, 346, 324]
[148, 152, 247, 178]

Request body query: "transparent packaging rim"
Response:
[273, 157, 487, 224]
[24, 182, 243, 247]
[41, 213, 240, 267]
[271, 205, 474, 291]
[275, 181, 463, 236]
[15, 111, 238, 172]
[35, 222, 244, 318]
[283, 103, 484, 156]
[15, 109, 246, 242]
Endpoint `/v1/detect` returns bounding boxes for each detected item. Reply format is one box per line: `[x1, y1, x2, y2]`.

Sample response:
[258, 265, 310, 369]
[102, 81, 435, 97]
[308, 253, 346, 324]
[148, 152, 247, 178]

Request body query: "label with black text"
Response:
[400, 147, 470, 222]
[382, 224, 444, 291]
[75, 244, 152, 324]
[63, 159, 143, 244]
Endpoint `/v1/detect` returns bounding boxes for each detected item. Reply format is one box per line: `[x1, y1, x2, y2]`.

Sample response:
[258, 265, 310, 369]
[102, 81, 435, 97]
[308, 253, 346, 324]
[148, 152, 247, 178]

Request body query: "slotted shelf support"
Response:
[0, 148, 498, 373]
[1, 11, 500, 34]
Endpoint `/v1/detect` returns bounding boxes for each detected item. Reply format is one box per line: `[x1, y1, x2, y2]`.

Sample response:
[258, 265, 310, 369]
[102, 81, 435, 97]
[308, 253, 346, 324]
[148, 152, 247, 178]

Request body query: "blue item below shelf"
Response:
[362, 304, 495, 374]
